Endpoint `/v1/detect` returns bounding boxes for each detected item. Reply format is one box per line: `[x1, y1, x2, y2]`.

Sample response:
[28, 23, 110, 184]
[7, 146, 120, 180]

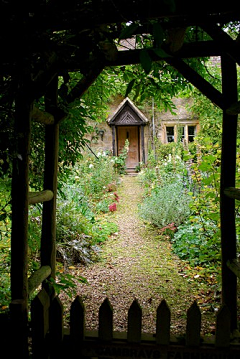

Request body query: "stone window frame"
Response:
[163, 121, 199, 144]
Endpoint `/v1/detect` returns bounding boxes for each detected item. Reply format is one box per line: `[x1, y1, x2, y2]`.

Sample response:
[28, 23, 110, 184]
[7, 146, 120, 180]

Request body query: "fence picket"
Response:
[99, 298, 113, 341]
[70, 296, 85, 342]
[186, 301, 201, 347]
[127, 299, 142, 343]
[31, 289, 50, 359]
[49, 296, 63, 358]
[156, 299, 171, 345]
[29, 293, 240, 358]
[215, 305, 231, 347]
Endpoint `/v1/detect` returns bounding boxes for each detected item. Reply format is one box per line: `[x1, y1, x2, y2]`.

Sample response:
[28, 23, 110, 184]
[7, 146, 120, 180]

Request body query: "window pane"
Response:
[188, 126, 195, 142]
[166, 127, 174, 142]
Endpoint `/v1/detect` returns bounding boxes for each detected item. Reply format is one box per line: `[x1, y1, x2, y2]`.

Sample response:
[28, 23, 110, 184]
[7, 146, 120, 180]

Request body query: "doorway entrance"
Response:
[117, 126, 139, 169]
[108, 97, 149, 169]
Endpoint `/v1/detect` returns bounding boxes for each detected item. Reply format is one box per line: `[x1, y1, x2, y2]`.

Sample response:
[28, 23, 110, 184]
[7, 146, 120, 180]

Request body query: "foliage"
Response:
[138, 127, 240, 270]
[54, 151, 121, 266]
[170, 134, 240, 268]
[0, 176, 12, 310]
[139, 148, 191, 227]
[139, 178, 191, 227]
[112, 139, 129, 174]
[0, 238, 11, 310]
[46, 271, 88, 299]
[0, 151, 120, 311]
[171, 220, 220, 266]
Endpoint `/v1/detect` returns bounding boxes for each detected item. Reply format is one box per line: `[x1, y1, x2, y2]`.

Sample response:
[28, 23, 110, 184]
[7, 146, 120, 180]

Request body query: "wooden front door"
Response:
[117, 126, 139, 169]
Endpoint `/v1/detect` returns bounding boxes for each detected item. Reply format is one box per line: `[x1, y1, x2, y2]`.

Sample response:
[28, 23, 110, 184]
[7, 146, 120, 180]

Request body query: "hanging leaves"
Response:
[139, 49, 152, 74]
[125, 79, 135, 98]
[152, 22, 164, 47]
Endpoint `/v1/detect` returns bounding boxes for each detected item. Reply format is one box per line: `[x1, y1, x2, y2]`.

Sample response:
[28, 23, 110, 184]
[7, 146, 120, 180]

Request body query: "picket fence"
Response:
[28, 288, 240, 359]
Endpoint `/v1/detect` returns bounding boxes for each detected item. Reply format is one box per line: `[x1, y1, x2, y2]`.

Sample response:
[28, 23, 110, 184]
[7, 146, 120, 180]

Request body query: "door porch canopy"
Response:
[108, 97, 148, 161]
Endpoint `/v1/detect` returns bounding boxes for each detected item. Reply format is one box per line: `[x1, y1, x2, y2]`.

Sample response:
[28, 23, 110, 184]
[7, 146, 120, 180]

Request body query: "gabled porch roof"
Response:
[107, 97, 149, 126]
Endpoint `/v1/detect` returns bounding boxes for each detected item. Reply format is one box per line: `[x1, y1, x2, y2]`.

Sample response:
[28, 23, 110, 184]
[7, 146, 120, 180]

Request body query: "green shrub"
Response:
[112, 139, 129, 174]
[139, 147, 191, 228]
[139, 175, 191, 227]
[0, 150, 120, 307]
[171, 220, 220, 266]
[55, 153, 120, 265]
[155, 142, 184, 162]
[92, 220, 118, 244]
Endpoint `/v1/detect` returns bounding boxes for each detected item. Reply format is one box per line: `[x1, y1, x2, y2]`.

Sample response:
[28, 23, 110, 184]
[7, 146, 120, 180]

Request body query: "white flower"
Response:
[89, 164, 94, 168]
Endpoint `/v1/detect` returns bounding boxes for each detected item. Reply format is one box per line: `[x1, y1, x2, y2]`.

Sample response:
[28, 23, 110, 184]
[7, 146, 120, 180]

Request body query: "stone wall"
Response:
[84, 96, 198, 158]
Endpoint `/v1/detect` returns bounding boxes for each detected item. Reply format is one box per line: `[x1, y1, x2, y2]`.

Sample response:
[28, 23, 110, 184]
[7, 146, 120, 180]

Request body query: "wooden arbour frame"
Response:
[1, 2, 240, 357]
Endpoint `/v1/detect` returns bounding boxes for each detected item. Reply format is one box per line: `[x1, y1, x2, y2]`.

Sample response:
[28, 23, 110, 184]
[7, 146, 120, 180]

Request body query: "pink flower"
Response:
[109, 203, 117, 212]
[114, 192, 119, 202]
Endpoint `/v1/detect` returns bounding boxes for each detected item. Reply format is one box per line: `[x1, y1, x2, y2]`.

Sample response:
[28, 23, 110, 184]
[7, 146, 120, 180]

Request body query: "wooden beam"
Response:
[166, 57, 224, 109]
[227, 259, 240, 279]
[224, 187, 240, 200]
[220, 54, 238, 331]
[65, 41, 222, 72]
[31, 52, 59, 101]
[226, 101, 240, 115]
[34, 2, 240, 32]
[11, 93, 31, 302]
[10, 300, 29, 357]
[109, 42, 219, 66]
[10, 85, 32, 358]
[28, 266, 52, 297]
[29, 190, 54, 205]
[201, 24, 240, 66]
[41, 76, 59, 285]
[32, 106, 54, 125]
[67, 66, 103, 104]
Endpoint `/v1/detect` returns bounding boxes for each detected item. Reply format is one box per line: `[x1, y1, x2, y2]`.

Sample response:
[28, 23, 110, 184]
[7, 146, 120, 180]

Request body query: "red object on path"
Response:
[109, 203, 117, 212]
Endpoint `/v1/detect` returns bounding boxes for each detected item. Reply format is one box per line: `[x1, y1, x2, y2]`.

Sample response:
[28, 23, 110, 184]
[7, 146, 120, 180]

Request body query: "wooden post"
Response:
[112, 125, 116, 156]
[141, 125, 145, 163]
[11, 89, 32, 357]
[31, 289, 50, 359]
[220, 54, 238, 331]
[41, 76, 59, 285]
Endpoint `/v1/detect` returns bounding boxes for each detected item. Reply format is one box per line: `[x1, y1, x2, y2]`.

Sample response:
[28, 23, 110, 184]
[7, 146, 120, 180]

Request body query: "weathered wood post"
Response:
[220, 54, 238, 331]
[112, 125, 116, 156]
[11, 85, 32, 357]
[41, 76, 59, 292]
[141, 125, 145, 163]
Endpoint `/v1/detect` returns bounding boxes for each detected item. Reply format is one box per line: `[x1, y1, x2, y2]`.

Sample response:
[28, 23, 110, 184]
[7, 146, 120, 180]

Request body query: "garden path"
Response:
[61, 174, 218, 335]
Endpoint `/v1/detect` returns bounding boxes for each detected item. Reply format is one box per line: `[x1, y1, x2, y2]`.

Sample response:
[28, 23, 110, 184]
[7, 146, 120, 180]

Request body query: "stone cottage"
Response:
[86, 95, 199, 171]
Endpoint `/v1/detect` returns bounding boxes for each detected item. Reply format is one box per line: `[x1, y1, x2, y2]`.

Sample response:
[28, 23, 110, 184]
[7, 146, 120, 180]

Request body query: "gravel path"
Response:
[61, 175, 217, 335]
